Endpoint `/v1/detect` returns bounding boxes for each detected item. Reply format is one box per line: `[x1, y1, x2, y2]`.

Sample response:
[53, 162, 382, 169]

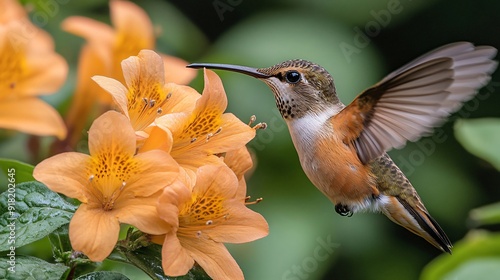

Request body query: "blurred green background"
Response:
[1, 0, 500, 279]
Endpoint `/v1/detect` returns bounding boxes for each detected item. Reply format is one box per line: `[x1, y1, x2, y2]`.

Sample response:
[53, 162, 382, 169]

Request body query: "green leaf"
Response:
[121, 243, 165, 279]
[49, 224, 72, 254]
[75, 271, 131, 280]
[421, 231, 500, 280]
[441, 258, 500, 280]
[169, 265, 213, 280]
[469, 201, 500, 226]
[49, 224, 75, 265]
[0, 181, 77, 251]
[454, 118, 500, 171]
[0, 255, 68, 280]
[0, 159, 35, 192]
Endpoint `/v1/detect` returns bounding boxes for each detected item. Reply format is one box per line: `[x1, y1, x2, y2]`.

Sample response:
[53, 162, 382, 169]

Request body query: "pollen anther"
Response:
[248, 115, 257, 125]
[214, 127, 222, 135]
[253, 122, 267, 130]
[206, 133, 213, 142]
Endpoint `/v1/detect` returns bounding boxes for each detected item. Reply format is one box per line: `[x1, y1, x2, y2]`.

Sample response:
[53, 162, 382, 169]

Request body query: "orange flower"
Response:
[156, 165, 269, 279]
[92, 49, 200, 137]
[0, 0, 26, 23]
[224, 146, 255, 199]
[155, 69, 256, 185]
[34, 111, 179, 261]
[0, 1, 67, 139]
[59, 0, 196, 150]
[224, 146, 254, 180]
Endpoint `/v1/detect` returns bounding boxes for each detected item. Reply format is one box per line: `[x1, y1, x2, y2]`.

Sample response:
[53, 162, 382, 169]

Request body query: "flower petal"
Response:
[155, 112, 190, 137]
[110, 0, 154, 50]
[149, 234, 165, 245]
[92, 75, 129, 117]
[88, 111, 136, 157]
[69, 204, 120, 261]
[158, 69, 228, 143]
[198, 69, 228, 113]
[20, 52, 67, 96]
[194, 165, 238, 201]
[161, 232, 194, 277]
[181, 237, 244, 280]
[191, 165, 269, 243]
[175, 153, 225, 173]
[122, 150, 180, 197]
[176, 167, 196, 190]
[0, 22, 66, 138]
[209, 113, 255, 153]
[61, 15, 114, 52]
[208, 204, 269, 244]
[236, 178, 248, 202]
[157, 180, 191, 228]
[33, 152, 90, 202]
[61, 45, 111, 151]
[162, 83, 200, 115]
[8, 22, 69, 96]
[224, 146, 254, 180]
[0, 98, 66, 139]
[116, 193, 168, 235]
[61, 16, 114, 67]
[0, 0, 27, 23]
[121, 49, 165, 90]
[138, 125, 173, 153]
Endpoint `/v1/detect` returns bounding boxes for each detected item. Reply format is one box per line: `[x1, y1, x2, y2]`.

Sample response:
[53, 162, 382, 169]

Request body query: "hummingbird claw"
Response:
[335, 204, 353, 217]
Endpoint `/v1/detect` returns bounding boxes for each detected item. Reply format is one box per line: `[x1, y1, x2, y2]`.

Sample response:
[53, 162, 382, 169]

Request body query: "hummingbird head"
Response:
[188, 59, 341, 120]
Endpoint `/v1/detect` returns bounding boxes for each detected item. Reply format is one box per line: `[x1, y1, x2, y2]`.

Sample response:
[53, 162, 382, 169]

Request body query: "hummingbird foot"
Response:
[335, 204, 353, 217]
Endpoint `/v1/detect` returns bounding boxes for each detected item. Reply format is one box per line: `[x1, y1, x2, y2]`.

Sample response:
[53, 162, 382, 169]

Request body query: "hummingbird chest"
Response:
[287, 113, 377, 205]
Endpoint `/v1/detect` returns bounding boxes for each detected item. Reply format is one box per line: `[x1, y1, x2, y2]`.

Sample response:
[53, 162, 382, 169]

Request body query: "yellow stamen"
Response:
[245, 196, 263, 205]
[127, 83, 170, 131]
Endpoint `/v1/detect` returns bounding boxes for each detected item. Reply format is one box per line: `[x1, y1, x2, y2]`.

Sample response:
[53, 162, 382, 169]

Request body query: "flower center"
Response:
[86, 152, 139, 211]
[171, 110, 223, 158]
[0, 38, 25, 98]
[127, 82, 170, 131]
[178, 193, 228, 237]
[181, 109, 222, 141]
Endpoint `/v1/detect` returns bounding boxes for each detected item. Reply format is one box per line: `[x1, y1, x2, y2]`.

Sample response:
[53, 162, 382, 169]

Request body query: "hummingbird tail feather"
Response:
[382, 196, 452, 253]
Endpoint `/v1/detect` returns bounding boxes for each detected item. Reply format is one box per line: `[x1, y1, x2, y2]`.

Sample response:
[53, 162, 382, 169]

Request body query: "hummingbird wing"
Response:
[336, 42, 497, 164]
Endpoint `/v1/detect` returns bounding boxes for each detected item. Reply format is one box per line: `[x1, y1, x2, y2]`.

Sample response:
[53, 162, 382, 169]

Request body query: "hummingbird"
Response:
[187, 42, 497, 253]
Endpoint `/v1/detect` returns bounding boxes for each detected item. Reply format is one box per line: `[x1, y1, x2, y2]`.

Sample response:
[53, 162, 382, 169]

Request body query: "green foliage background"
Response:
[1, 0, 500, 279]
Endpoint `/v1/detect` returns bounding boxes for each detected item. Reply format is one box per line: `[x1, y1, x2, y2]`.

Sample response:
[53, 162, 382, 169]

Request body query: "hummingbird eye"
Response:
[285, 70, 301, 84]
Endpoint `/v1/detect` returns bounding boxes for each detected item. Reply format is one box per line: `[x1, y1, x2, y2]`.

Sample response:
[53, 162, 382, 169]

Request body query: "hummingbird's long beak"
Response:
[187, 63, 270, 79]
